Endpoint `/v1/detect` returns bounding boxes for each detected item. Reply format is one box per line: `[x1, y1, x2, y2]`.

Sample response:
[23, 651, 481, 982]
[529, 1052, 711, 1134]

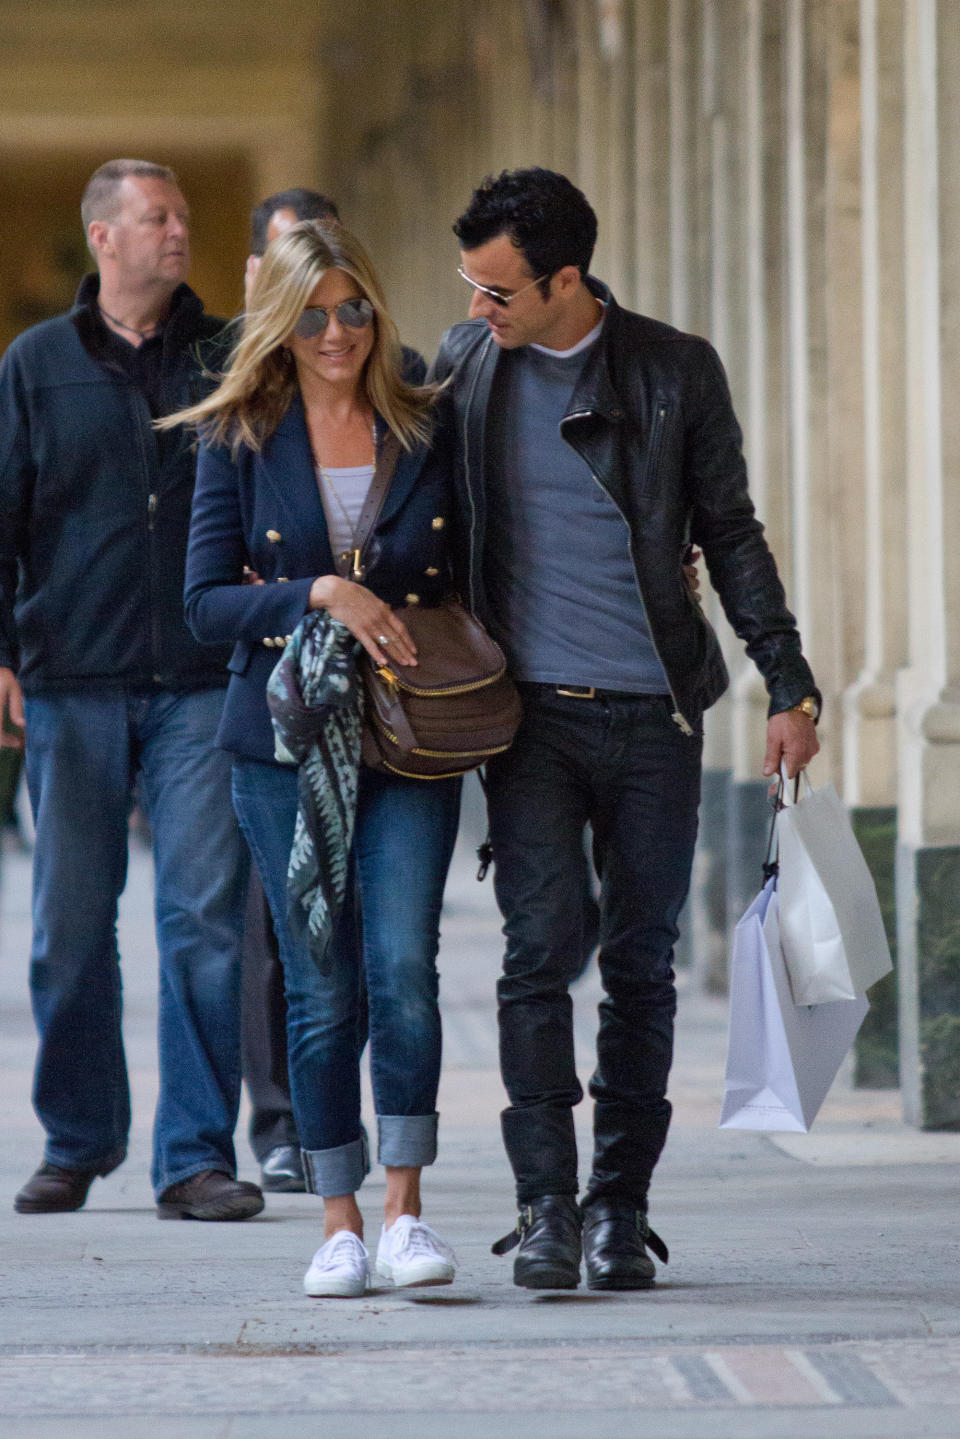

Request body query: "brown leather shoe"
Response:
[14, 1154, 124, 1214]
[157, 1169, 264, 1221]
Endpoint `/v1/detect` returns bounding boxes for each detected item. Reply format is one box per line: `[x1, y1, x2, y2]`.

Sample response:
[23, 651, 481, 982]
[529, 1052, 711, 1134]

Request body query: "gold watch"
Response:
[791, 695, 819, 721]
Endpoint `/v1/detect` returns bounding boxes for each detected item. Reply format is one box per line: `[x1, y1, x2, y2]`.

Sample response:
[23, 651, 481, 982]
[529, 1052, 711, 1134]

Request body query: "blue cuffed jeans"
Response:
[22, 687, 247, 1197]
[231, 757, 461, 1198]
[484, 686, 703, 1210]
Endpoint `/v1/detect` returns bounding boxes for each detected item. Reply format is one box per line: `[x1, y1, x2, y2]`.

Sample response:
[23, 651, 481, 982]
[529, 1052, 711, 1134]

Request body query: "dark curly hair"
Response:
[453, 168, 598, 291]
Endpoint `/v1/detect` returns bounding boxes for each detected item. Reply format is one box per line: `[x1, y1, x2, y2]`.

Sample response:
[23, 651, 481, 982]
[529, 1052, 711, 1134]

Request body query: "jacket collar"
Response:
[262, 393, 428, 566]
[464, 274, 623, 425]
[563, 276, 623, 423]
[259, 393, 335, 573]
[71, 273, 208, 359]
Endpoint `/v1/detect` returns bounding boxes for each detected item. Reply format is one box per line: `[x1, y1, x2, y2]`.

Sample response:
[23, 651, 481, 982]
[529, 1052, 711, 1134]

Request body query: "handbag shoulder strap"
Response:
[336, 429, 402, 581]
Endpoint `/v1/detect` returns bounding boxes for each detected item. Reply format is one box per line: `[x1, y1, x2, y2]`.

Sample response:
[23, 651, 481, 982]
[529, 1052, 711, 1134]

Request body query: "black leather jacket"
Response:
[430, 277, 819, 733]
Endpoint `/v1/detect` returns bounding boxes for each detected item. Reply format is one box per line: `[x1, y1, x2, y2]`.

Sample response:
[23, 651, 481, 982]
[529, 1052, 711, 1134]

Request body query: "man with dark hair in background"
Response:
[0, 159, 262, 1221]
[239, 186, 339, 1195]
[245, 186, 340, 306]
[433, 167, 821, 1292]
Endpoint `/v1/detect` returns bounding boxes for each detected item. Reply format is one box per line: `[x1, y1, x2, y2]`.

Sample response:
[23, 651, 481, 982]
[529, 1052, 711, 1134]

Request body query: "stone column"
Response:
[600, 1, 636, 302]
[666, 0, 710, 971]
[667, 0, 695, 329]
[783, 0, 837, 738]
[575, 0, 634, 297]
[844, 0, 907, 1086]
[897, 0, 960, 1129]
[693, 0, 756, 993]
[724, 0, 794, 948]
[633, 0, 672, 318]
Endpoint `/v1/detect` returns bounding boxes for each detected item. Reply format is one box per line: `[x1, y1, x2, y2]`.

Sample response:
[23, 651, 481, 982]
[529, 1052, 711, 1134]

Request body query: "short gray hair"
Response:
[81, 159, 179, 252]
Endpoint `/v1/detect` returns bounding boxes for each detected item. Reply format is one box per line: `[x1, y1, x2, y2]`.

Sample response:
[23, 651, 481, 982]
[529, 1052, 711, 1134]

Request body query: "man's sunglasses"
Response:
[293, 297, 374, 338]
[456, 266, 550, 308]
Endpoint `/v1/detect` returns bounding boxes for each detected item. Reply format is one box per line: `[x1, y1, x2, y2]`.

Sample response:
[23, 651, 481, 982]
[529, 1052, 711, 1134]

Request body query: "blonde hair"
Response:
[161, 220, 436, 454]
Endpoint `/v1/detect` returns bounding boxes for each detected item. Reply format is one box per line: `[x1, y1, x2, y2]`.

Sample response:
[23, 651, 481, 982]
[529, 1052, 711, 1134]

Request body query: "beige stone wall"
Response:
[317, 0, 958, 853]
[317, 2, 960, 1108]
[0, 0, 326, 339]
[1, 2, 956, 1032]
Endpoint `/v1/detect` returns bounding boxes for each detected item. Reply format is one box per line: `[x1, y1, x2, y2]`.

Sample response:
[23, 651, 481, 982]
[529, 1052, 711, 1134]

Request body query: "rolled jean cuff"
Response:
[301, 1132, 370, 1197]
[378, 1113, 439, 1169]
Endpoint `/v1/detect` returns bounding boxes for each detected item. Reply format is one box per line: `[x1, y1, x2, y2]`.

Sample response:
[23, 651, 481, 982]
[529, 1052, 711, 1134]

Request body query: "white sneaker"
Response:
[375, 1214, 457, 1287]
[303, 1230, 370, 1297]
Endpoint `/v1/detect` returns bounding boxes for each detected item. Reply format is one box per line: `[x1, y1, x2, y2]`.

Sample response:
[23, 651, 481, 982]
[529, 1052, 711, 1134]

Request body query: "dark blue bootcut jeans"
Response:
[485, 685, 702, 1211]
[23, 687, 247, 1197]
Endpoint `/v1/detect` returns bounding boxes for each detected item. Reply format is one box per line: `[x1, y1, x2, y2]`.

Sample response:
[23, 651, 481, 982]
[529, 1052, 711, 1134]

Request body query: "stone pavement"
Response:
[2, 791, 960, 1438]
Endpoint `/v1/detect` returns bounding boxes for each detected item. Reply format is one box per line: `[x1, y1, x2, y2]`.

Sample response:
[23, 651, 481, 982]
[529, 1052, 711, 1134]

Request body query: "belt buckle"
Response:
[556, 685, 596, 699]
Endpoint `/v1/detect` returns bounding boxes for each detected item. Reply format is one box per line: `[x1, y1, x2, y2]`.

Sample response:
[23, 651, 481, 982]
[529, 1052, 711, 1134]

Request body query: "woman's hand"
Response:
[308, 575, 417, 668]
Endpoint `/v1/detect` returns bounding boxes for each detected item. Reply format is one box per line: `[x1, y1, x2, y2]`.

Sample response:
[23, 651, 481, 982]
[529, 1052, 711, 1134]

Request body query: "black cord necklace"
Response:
[98, 303, 163, 341]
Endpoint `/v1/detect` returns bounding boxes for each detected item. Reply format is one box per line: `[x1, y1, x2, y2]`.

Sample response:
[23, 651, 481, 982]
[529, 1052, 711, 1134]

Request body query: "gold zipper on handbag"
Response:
[375, 663, 507, 698]
[379, 760, 471, 780]
[372, 716, 511, 760]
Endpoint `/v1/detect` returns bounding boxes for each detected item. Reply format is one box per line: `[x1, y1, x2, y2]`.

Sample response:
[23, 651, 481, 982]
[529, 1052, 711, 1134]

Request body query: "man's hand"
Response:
[762, 707, 819, 780]
[0, 667, 25, 748]
[683, 547, 702, 603]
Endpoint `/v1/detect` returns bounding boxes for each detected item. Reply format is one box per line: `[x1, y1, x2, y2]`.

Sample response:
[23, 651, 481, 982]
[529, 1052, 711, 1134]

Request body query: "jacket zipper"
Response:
[646, 401, 670, 479]
[462, 333, 495, 616]
[131, 389, 164, 682]
[563, 406, 694, 736]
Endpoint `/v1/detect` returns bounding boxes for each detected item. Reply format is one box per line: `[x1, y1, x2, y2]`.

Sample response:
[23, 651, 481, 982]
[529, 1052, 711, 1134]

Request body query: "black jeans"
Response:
[485, 686, 702, 1209]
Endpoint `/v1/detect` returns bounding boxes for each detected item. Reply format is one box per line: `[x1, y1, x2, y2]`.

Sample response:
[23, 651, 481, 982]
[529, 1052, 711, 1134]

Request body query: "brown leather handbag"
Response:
[333, 430, 521, 779]
[360, 595, 522, 778]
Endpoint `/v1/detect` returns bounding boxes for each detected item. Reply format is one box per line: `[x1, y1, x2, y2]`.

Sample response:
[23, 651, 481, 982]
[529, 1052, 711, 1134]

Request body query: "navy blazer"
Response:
[184, 390, 456, 761]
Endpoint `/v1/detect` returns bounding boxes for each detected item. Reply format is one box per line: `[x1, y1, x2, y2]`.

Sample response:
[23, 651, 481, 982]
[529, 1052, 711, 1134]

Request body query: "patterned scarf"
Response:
[265, 612, 362, 973]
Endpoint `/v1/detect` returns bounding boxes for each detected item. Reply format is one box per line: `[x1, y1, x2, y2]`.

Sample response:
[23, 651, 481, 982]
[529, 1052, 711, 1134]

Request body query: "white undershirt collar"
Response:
[530, 306, 605, 359]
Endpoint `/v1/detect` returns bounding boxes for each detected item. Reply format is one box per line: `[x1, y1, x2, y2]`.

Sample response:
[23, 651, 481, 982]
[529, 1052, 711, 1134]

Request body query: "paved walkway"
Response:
[2, 792, 960, 1438]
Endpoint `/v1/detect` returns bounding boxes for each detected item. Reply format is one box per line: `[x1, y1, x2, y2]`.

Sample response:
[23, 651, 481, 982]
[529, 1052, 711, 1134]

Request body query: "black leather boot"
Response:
[492, 1194, 582, 1289]
[581, 1198, 669, 1290]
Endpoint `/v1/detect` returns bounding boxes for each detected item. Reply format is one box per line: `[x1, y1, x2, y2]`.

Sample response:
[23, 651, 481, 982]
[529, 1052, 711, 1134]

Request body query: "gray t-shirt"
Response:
[316, 463, 375, 564]
[484, 334, 669, 692]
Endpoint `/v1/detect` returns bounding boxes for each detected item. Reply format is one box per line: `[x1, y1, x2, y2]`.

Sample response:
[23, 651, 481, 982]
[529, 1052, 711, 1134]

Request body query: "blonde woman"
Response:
[169, 221, 460, 1297]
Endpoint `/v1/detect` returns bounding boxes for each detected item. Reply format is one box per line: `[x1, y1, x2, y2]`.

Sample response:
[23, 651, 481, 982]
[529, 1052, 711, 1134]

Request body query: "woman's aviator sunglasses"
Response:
[294, 297, 374, 338]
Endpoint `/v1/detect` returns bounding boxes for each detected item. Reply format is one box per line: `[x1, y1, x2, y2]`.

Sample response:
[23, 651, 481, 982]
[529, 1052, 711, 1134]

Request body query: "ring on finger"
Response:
[377, 634, 391, 646]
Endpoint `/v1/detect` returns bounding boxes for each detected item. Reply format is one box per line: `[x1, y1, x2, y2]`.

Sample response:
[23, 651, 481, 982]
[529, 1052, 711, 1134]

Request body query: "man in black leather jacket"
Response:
[432, 168, 820, 1292]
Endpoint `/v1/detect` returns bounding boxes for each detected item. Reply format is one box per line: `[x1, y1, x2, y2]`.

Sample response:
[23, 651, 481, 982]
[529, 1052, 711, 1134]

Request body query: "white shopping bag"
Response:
[776, 772, 892, 1006]
[719, 878, 868, 1133]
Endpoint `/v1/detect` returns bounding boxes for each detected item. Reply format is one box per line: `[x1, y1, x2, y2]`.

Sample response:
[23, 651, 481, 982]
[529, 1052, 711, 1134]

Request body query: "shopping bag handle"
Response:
[762, 780, 782, 881]
[778, 760, 814, 807]
[762, 762, 815, 879]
